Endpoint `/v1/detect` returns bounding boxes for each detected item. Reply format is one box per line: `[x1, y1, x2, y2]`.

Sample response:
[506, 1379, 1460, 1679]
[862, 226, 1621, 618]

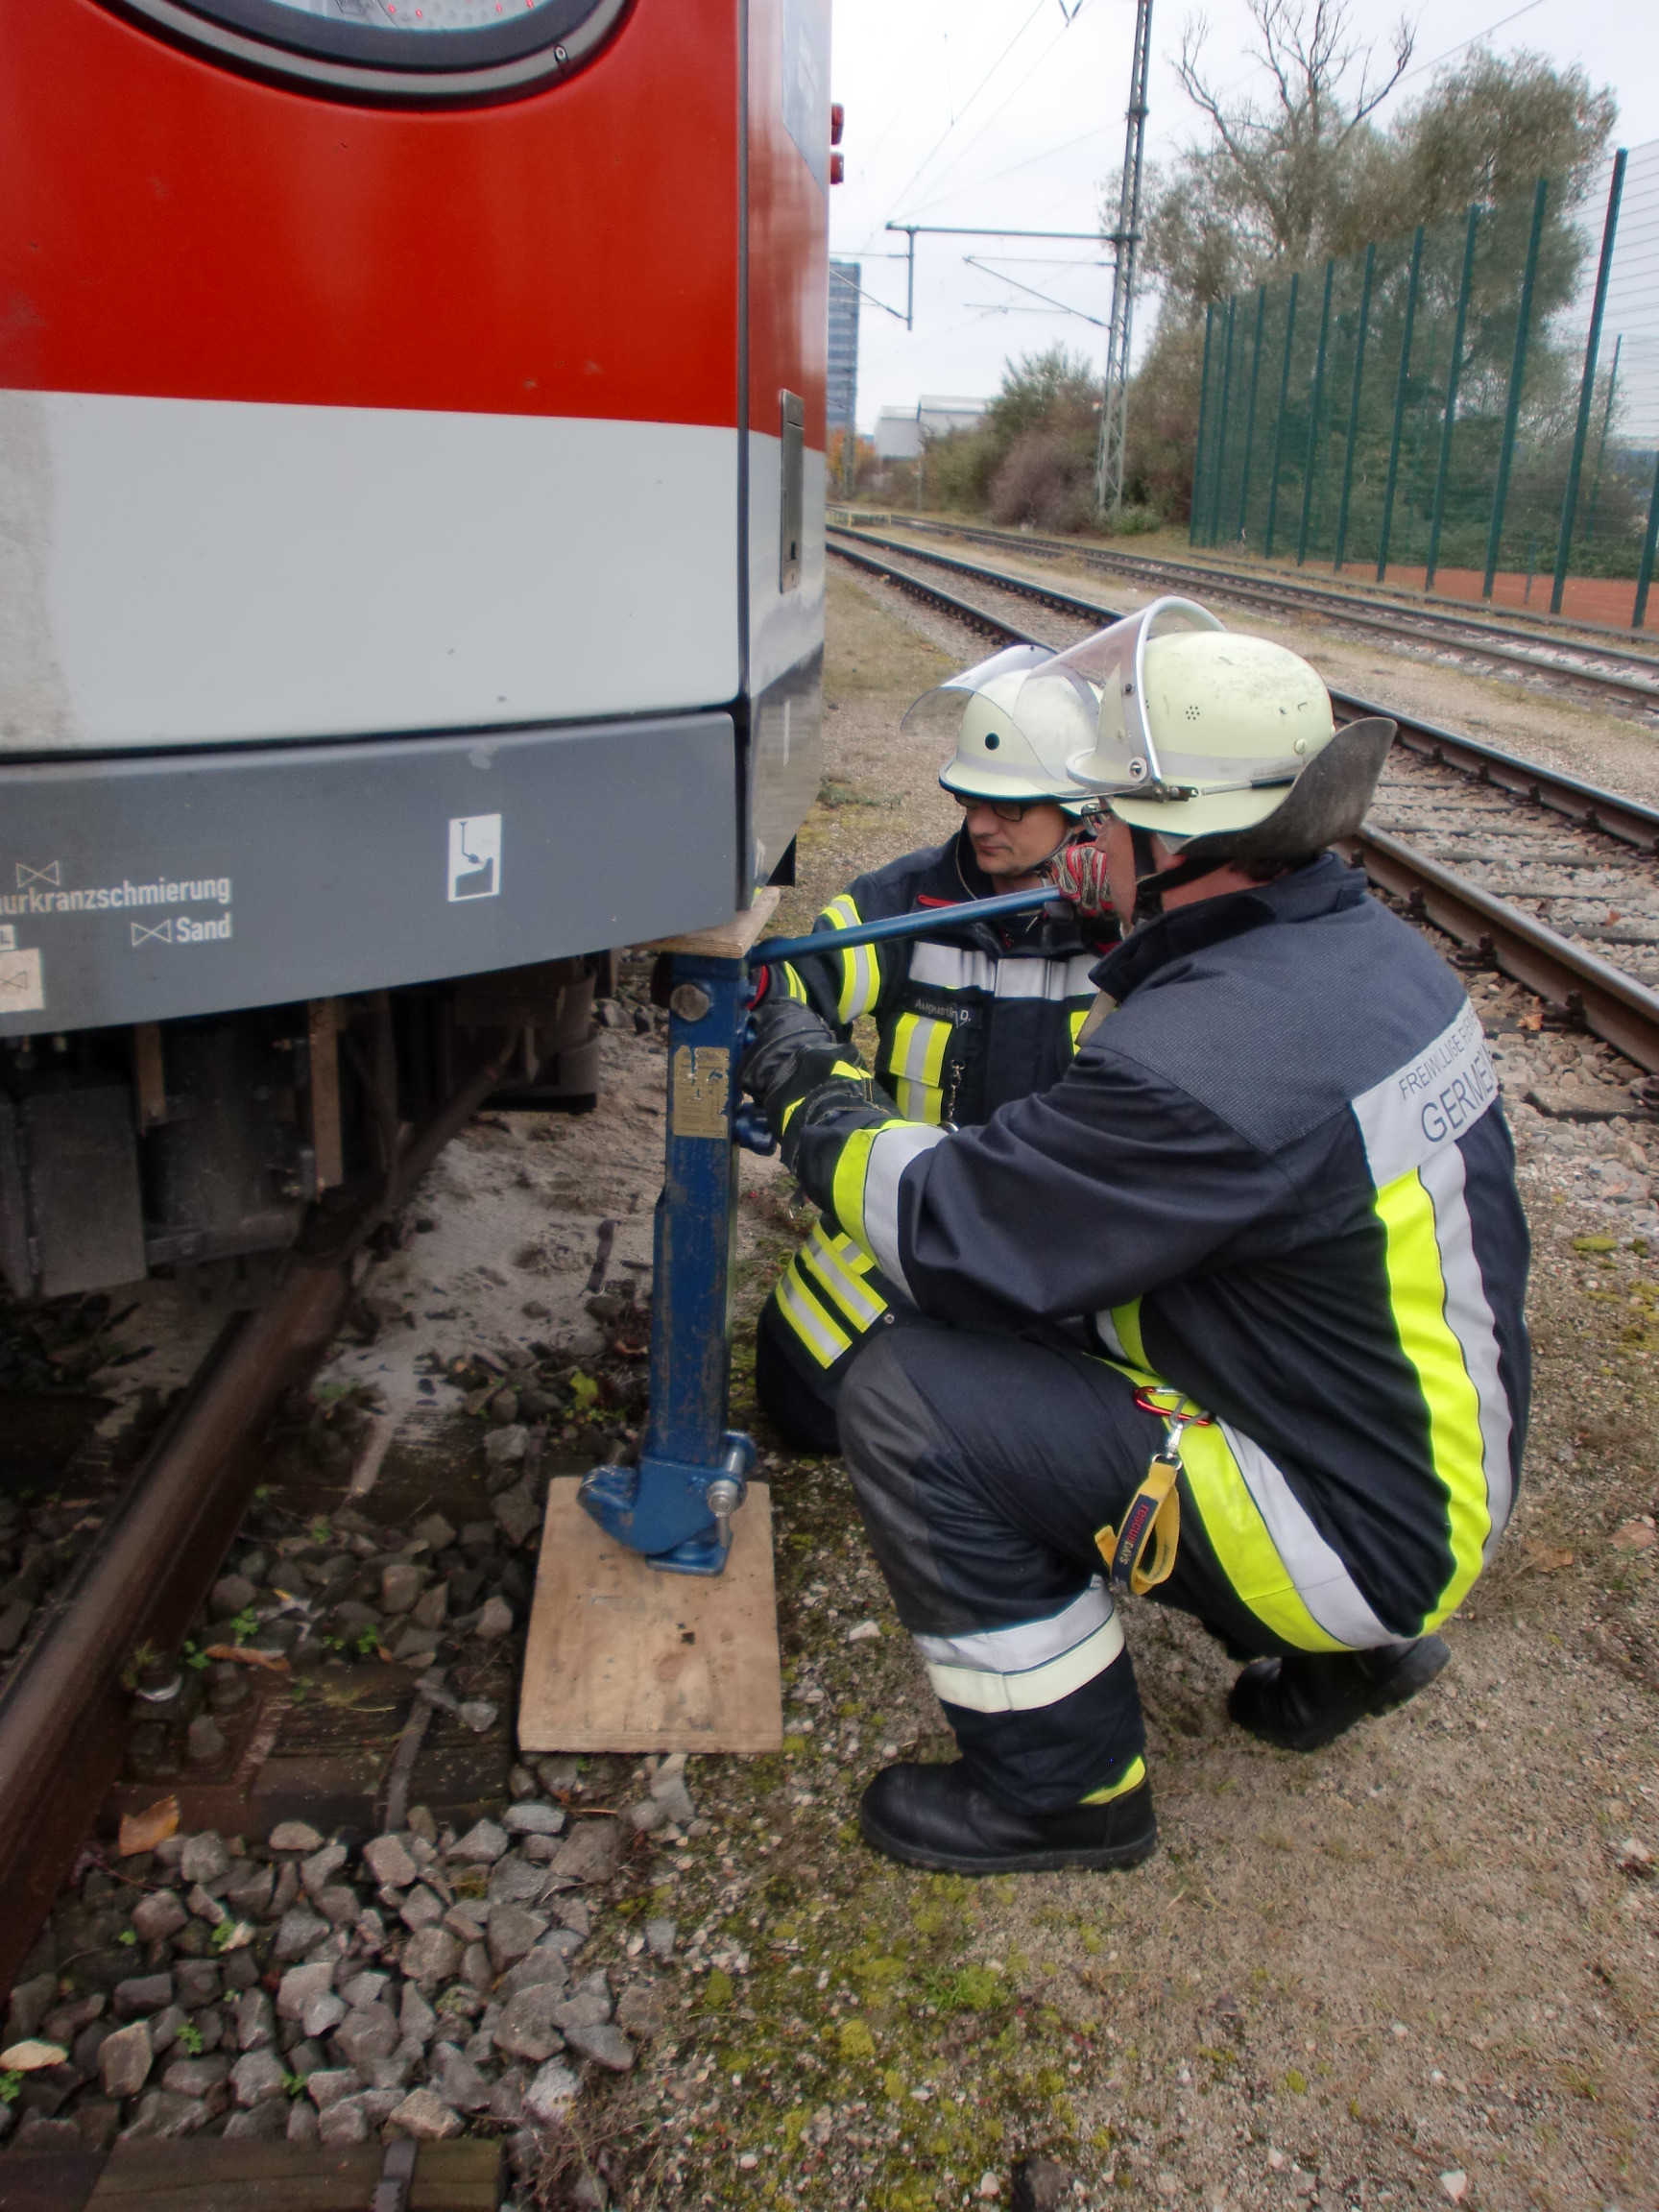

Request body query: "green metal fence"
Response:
[1189, 137, 1659, 632]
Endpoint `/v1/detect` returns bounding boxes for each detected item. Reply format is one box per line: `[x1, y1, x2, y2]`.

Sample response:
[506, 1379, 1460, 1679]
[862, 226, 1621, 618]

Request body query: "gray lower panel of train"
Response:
[0, 710, 741, 1036]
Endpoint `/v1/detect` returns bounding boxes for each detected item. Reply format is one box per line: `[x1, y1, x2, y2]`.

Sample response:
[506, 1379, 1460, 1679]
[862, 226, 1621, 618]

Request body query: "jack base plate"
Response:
[577, 1433, 757, 1577]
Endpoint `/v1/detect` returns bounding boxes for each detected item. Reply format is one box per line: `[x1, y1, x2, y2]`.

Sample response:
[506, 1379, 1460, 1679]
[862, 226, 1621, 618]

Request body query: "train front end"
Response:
[0, 0, 829, 1296]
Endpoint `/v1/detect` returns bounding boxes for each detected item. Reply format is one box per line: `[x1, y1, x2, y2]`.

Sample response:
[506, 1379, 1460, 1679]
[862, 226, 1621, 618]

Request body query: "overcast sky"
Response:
[828, 0, 1659, 432]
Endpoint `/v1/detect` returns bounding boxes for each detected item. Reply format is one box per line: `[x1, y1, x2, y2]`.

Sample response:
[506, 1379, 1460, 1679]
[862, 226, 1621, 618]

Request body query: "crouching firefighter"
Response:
[753, 643, 1118, 1455]
[736, 599, 1529, 1874]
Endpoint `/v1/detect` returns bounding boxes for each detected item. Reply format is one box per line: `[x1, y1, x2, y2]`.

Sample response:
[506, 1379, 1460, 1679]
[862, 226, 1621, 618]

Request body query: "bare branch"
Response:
[1345, 13, 1415, 129]
[1165, 0, 1417, 267]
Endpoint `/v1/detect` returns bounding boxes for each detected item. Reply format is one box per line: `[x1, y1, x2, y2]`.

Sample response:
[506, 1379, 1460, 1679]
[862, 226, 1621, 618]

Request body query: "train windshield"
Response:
[116, 0, 630, 99]
[256, 0, 565, 30]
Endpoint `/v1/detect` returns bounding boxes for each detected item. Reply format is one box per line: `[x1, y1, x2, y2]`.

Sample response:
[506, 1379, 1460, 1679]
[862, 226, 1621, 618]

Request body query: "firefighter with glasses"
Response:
[738, 600, 1529, 1874]
[753, 642, 1118, 1454]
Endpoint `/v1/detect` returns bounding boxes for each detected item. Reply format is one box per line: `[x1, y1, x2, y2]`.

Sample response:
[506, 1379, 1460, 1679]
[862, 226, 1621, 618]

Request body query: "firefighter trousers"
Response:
[755, 1289, 933, 1455]
[837, 1318, 1390, 1812]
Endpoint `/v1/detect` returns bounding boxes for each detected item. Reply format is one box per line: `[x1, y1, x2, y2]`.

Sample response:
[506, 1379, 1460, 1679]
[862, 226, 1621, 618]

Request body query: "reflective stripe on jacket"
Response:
[795, 854, 1532, 1638]
[764, 830, 1115, 1374]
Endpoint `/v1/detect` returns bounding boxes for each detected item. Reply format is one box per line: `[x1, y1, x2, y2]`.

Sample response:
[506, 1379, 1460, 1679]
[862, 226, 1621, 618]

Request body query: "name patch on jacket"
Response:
[908, 993, 984, 1030]
[1351, 999, 1498, 1187]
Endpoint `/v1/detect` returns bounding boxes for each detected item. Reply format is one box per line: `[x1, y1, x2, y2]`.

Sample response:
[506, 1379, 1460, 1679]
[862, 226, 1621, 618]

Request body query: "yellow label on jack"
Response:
[672, 1045, 730, 1139]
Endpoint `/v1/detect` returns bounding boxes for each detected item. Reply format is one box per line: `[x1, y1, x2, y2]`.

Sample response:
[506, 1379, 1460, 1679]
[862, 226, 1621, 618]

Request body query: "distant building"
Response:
[919, 397, 991, 440]
[829, 262, 860, 439]
[874, 395, 990, 461]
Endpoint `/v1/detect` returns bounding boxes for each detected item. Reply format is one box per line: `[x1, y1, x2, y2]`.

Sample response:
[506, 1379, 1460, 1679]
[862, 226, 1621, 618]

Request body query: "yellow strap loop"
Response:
[1094, 1454, 1182, 1596]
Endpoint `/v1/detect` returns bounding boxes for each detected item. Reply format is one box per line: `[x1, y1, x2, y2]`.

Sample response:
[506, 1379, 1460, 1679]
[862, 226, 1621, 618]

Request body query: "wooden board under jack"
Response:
[518, 1477, 782, 1754]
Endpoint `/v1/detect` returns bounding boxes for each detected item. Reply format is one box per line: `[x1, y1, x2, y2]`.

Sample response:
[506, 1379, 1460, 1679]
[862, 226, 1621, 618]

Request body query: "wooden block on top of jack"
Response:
[643, 885, 781, 963]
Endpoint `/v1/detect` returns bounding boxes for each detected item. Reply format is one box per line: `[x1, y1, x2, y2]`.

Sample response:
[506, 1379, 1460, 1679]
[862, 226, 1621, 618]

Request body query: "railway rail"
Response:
[827, 532, 1659, 1080]
[0, 1035, 518, 1996]
[830, 517, 1659, 712]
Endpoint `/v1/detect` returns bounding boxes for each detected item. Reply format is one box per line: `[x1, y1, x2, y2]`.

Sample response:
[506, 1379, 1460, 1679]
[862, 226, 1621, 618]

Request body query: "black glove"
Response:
[737, 997, 833, 1098]
[737, 998, 870, 1168]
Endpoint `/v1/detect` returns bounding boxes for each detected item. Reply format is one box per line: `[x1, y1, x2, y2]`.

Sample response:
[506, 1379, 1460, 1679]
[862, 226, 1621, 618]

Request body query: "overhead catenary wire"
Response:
[904, 124, 1109, 217]
[867, 0, 1054, 249]
[898, 0, 1095, 222]
[1395, 0, 1550, 84]
[965, 254, 1110, 325]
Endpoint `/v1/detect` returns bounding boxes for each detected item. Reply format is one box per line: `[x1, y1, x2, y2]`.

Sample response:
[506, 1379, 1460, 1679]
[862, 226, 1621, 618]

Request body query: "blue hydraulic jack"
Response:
[577, 882, 1060, 1576]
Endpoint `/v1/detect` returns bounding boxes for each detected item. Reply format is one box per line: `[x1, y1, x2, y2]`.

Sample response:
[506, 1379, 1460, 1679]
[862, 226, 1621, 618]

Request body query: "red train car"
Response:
[0, 0, 830, 1295]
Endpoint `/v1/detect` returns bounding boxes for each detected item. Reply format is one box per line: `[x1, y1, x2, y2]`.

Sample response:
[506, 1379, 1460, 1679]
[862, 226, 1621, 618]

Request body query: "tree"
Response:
[1146, 0, 1413, 309]
[1121, 318, 1208, 521]
[1351, 48, 1616, 239]
[928, 348, 1105, 529]
[1139, 4, 1614, 312]
[981, 346, 1102, 448]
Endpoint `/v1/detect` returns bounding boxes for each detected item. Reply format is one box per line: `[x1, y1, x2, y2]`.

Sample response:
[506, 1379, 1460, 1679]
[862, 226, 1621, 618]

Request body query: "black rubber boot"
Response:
[858, 1761, 1158, 1875]
[1227, 1635, 1451, 1752]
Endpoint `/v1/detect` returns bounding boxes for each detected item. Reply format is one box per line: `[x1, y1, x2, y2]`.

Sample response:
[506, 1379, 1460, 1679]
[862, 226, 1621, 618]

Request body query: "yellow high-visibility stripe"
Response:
[890, 1011, 951, 1086]
[800, 1227, 888, 1330]
[1080, 1753, 1147, 1805]
[823, 895, 881, 1023]
[830, 1117, 906, 1256]
[776, 1265, 853, 1369]
[886, 1011, 952, 1126]
[780, 963, 809, 1003]
[1176, 1425, 1347, 1651]
[1069, 1007, 1089, 1051]
[1372, 1167, 1490, 1626]
[1109, 1298, 1148, 1369]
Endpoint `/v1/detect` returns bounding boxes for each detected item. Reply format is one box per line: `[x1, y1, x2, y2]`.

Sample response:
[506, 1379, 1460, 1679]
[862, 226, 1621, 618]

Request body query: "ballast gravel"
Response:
[1, 1798, 672, 2163]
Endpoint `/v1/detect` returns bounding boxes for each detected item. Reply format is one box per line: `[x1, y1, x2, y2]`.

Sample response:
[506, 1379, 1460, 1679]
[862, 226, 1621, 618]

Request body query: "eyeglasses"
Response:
[952, 794, 1102, 827]
[952, 793, 1037, 824]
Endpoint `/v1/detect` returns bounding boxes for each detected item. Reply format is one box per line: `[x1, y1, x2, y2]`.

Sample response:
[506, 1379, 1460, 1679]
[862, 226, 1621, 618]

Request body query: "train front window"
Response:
[108, 0, 629, 101]
[255, 0, 565, 32]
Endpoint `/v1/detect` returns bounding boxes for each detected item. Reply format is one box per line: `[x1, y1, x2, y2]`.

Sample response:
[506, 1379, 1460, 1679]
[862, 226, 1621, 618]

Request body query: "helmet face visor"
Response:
[900, 643, 1056, 740]
[908, 642, 1090, 806]
[1051, 598, 1226, 794]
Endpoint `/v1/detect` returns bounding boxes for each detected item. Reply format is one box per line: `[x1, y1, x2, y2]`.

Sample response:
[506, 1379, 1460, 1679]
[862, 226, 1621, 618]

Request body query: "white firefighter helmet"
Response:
[1021, 597, 1389, 854]
[901, 641, 1093, 813]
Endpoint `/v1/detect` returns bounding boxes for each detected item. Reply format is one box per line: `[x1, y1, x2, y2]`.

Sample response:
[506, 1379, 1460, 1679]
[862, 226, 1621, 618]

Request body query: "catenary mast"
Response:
[1095, 0, 1153, 517]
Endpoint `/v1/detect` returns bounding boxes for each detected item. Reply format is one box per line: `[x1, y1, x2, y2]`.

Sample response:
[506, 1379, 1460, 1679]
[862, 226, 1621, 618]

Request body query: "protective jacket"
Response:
[788, 854, 1531, 1643]
[760, 830, 1116, 1395]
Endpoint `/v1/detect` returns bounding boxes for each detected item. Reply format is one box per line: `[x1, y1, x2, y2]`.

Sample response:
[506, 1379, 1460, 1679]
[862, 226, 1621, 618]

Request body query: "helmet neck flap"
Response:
[1119, 715, 1398, 924]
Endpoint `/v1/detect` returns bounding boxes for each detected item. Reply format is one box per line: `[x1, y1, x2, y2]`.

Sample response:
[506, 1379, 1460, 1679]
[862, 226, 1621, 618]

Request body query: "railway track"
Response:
[0, 1035, 520, 1996]
[832, 517, 1659, 713]
[0, 960, 723, 2194]
[828, 532, 1659, 1081]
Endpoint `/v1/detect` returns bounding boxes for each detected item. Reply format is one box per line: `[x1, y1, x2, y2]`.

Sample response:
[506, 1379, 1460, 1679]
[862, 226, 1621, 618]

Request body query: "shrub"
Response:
[988, 431, 1096, 532]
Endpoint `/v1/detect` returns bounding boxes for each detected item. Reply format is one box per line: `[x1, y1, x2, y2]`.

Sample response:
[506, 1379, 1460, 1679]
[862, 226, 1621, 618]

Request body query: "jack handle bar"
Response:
[746, 885, 1068, 969]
